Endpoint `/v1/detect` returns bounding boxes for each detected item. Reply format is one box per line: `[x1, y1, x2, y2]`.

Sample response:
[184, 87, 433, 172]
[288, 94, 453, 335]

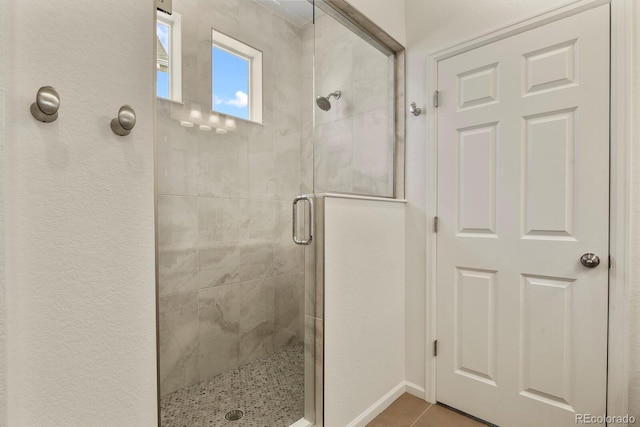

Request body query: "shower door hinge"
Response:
[433, 340, 438, 357]
[433, 90, 440, 108]
[433, 216, 438, 233]
[156, 0, 173, 14]
[609, 255, 612, 269]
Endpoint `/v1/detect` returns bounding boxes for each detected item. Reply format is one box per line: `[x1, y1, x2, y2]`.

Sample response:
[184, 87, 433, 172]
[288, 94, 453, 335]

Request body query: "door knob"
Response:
[110, 105, 136, 136]
[580, 253, 600, 268]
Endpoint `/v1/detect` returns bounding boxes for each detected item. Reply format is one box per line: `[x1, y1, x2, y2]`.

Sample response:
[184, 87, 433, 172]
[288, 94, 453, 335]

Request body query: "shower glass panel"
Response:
[313, 2, 396, 198]
[156, 0, 316, 425]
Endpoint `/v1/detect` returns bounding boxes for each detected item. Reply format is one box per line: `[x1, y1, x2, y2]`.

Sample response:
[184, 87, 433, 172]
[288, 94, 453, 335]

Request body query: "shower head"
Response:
[316, 90, 341, 111]
[316, 96, 332, 112]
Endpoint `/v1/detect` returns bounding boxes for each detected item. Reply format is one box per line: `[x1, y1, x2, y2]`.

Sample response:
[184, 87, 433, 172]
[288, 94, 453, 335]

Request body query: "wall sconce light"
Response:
[167, 100, 238, 133]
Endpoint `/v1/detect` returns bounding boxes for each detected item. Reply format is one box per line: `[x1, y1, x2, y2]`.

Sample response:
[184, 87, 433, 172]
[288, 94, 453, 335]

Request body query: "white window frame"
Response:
[211, 29, 263, 124]
[157, 10, 182, 102]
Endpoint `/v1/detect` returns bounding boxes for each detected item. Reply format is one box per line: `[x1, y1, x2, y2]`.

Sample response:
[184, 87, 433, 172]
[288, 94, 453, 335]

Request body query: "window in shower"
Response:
[156, 11, 182, 101]
[211, 29, 263, 123]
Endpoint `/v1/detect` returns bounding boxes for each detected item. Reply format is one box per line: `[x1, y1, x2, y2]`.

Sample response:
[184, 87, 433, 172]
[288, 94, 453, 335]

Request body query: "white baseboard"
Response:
[345, 381, 428, 427]
[289, 417, 313, 427]
[404, 381, 427, 401]
[346, 382, 406, 427]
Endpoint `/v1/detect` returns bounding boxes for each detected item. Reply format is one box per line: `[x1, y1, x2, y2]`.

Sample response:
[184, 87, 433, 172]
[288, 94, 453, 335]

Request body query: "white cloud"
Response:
[213, 96, 225, 106]
[225, 91, 248, 108]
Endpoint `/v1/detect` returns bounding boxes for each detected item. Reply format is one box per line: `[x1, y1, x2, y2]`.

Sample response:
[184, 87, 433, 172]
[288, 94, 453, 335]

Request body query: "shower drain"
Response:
[224, 410, 244, 421]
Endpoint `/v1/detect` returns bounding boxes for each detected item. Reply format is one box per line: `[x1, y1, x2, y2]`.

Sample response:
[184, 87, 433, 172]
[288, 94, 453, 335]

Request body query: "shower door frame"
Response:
[313, 0, 407, 200]
[152, 2, 315, 423]
[310, 1, 407, 425]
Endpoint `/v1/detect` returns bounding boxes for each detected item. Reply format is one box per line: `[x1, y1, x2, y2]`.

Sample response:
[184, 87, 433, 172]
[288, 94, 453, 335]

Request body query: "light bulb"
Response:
[189, 104, 202, 122]
[208, 112, 221, 127]
[224, 117, 237, 131]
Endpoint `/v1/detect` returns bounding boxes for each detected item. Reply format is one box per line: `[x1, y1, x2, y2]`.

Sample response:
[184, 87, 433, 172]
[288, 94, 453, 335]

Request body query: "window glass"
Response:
[157, 21, 171, 99]
[212, 46, 250, 120]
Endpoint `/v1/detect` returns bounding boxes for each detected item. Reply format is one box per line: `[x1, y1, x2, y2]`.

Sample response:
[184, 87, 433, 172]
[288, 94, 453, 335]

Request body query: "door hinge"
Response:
[433, 340, 438, 357]
[609, 255, 612, 269]
[433, 216, 439, 233]
[433, 90, 440, 108]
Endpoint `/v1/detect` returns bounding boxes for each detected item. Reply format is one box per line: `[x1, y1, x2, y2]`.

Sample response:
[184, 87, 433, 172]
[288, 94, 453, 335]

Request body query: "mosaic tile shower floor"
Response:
[161, 344, 304, 427]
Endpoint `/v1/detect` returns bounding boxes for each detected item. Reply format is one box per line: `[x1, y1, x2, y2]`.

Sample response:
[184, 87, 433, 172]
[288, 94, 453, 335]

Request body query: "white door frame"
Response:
[424, 0, 634, 419]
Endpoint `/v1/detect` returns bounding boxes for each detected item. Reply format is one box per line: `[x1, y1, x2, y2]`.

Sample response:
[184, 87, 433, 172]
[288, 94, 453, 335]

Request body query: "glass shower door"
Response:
[309, 2, 399, 425]
[156, 0, 317, 425]
[313, 3, 396, 198]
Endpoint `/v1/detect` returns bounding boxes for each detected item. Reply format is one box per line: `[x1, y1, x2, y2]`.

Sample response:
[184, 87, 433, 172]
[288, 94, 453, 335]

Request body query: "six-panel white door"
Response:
[436, 5, 610, 426]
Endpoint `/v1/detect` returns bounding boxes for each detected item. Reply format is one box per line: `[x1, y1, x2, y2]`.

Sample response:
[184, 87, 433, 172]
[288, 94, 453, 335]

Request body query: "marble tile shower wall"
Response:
[157, 0, 311, 396]
[313, 11, 395, 197]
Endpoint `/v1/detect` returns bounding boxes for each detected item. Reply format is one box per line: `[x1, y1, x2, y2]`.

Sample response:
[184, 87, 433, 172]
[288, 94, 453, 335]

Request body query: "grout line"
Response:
[409, 404, 433, 427]
[159, 271, 305, 298]
[436, 402, 496, 426]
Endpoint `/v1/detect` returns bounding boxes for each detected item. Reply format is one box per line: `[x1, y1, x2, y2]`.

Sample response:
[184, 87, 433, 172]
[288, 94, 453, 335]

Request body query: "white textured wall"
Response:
[345, 0, 406, 46]
[0, 0, 5, 424]
[324, 196, 405, 426]
[405, 0, 640, 414]
[629, 0, 640, 417]
[4, 0, 157, 425]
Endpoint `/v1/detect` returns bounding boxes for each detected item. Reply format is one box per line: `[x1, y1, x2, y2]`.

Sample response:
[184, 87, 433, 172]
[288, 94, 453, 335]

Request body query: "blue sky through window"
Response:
[157, 71, 169, 98]
[212, 47, 249, 120]
[157, 22, 170, 98]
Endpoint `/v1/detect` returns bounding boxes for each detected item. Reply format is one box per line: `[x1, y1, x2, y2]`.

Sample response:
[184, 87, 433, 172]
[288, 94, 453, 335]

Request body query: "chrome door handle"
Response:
[580, 253, 600, 268]
[293, 195, 314, 245]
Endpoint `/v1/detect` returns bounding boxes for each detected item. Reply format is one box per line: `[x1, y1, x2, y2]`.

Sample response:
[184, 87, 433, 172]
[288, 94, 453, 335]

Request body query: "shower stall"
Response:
[155, 0, 401, 425]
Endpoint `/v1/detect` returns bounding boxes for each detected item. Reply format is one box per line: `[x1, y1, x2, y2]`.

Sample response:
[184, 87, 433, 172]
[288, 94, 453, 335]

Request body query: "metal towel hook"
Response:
[409, 102, 422, 117]
[111, 105, 136, 136]
[30, 86, 60, 123]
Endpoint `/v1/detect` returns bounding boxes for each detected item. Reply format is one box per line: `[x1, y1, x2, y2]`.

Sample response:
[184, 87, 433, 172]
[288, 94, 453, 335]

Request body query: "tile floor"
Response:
[161, 346, 488, 427]
[367, 393, 490, 427]
[160, 344, 303, 427]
